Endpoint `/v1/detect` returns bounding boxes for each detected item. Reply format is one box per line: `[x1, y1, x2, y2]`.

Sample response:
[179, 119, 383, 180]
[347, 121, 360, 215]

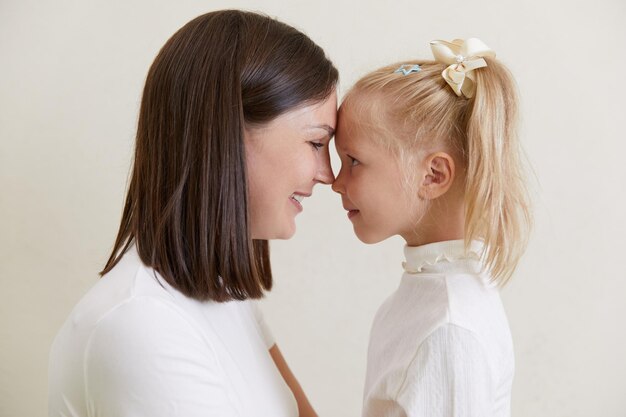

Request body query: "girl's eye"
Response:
[348, 155, 360, 167]
[309, 141, 324, 150]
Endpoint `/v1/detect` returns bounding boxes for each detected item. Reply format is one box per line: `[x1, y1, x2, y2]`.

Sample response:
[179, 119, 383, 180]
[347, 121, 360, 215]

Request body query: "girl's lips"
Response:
[347, 209, 359, 219]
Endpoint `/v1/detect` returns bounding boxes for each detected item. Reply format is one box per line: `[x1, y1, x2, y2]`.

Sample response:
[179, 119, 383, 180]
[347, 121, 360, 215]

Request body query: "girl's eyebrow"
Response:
[306, 124, 335, 137]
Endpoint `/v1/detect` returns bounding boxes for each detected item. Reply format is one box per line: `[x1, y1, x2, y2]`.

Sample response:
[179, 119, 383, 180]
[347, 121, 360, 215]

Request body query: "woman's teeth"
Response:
[291, 194, 304, 203]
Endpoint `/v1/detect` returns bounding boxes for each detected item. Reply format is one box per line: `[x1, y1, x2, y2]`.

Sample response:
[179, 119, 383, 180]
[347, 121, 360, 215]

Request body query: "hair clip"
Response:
[394, 64, 421, 76]
[430, 38, 495, 98]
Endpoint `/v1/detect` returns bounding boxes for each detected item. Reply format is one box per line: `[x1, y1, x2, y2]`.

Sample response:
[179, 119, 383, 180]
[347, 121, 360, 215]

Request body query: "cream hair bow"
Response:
[430, 38, 495, 98]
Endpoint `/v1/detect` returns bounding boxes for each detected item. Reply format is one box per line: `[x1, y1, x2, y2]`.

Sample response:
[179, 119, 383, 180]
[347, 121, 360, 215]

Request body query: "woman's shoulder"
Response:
[85, 294, 213, 363]
[67, 246, 178, 329]
[51, 245, 217, 370]
[75, 290, 233, 416]
[49, 256, 226, 414]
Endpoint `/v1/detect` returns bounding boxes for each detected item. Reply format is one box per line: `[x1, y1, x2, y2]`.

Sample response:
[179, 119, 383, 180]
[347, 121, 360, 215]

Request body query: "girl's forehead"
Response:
[336, 122, 387, 158]
[338, 97, 375, 131]
[339, 95, 393, 138]
[340, 89, 391, 122]
[337, 104, 366, 139]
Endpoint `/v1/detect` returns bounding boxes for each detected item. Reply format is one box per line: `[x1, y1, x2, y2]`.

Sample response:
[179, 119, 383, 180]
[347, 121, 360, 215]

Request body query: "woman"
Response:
[48, 10, 337, 417]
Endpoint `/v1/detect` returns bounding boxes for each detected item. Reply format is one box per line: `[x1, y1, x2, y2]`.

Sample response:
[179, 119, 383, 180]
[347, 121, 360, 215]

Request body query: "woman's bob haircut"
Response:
[100, 10, 339, 301]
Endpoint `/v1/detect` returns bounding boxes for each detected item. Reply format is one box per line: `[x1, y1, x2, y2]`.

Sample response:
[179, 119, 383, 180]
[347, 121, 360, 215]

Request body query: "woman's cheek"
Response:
[306, 153, 320, 179]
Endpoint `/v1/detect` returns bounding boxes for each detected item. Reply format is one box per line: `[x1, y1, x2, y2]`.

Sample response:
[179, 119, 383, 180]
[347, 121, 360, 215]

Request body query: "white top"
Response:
[363, 240, 514, 417]
[48, 245, 297, 417]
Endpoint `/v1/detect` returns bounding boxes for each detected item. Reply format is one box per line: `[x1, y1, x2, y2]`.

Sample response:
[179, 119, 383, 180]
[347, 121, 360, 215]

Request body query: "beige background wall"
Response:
[1, 0, 625, 416]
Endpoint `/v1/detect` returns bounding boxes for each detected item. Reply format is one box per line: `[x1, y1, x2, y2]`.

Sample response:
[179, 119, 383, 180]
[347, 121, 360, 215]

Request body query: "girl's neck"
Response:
[403, 229, 464, 247]
[402, 197, 465, 248]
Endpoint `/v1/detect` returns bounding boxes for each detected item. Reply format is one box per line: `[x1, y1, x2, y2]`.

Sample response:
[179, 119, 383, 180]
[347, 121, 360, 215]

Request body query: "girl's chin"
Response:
[354, 227, 387, 245]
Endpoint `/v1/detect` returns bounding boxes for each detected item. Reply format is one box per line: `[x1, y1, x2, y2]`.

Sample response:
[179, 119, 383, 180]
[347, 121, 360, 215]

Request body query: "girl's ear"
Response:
[418, 152, 456, 200]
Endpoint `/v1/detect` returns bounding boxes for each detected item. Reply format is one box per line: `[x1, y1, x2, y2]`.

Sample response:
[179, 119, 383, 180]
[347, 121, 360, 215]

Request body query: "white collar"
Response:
[402, 239, 484, 274]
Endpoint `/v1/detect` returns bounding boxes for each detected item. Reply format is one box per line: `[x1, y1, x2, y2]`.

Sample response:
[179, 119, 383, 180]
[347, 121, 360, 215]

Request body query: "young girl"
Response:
[332, 38, 531, 416]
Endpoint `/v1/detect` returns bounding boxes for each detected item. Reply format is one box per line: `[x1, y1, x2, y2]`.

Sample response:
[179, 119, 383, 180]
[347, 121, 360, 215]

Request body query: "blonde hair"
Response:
[343, 58, 532, 285]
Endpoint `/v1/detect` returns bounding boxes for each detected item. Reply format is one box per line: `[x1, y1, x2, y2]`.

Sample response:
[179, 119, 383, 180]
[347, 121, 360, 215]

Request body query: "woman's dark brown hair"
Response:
[100, 10, 338, 301]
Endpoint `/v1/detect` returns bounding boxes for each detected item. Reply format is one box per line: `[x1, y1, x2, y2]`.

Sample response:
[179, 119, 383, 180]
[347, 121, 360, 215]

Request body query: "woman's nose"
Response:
[314, 150, 335, 185]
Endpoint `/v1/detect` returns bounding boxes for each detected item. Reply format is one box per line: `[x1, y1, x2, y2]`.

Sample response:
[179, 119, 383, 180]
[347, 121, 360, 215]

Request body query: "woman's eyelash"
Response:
[309, 141, 324, 150]
[348, 155, 359, 166]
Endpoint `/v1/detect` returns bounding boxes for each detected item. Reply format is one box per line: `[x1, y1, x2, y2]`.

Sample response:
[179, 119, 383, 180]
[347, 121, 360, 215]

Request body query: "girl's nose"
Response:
[331, 169, 345, 194]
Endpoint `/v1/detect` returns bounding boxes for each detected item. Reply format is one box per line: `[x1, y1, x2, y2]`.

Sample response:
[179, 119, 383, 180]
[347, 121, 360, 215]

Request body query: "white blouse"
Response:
[363, 240, 514, 417]
[48, 246, 297, 417]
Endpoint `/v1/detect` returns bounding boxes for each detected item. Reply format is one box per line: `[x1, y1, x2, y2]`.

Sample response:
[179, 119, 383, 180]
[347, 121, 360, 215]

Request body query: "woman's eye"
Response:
[309, 141, 324, 150]
[348, 155, 360, 167]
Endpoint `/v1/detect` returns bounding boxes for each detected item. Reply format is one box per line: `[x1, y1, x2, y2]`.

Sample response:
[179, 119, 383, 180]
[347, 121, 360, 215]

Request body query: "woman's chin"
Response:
[254, 222, 296, 240]
[277, 222, 297, 240]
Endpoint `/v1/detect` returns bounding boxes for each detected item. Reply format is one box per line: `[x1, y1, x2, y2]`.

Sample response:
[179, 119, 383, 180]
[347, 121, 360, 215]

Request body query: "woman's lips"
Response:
[289, 196, 303, 212]
[289, 192, 310, 213]
[347, 209, 359, 219]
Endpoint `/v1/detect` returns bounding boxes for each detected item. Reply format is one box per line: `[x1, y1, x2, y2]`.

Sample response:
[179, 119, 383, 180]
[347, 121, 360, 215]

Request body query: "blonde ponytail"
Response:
[464, 58, 532, 285]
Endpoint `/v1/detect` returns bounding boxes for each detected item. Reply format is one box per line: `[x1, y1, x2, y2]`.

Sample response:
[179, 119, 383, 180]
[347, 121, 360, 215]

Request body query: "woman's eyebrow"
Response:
[306, 124, 335, 137]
